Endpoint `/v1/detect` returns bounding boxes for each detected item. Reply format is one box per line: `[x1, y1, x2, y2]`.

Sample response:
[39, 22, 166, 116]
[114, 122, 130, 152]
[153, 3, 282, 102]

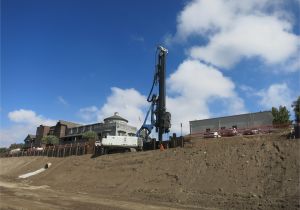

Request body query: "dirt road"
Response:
[0, 133, 299, 209]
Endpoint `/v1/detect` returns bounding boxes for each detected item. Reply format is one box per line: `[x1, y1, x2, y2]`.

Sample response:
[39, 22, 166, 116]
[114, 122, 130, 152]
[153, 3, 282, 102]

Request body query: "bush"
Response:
[41, 135, 59, 145]
[82, 131, 98, 140]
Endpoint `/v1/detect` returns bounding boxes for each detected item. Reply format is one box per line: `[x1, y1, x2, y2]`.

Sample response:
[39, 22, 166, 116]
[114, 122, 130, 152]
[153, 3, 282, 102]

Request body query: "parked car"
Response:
[204, 131, 220, 138]
[243, 129, 259, 135]
[220, 128, 238, 137]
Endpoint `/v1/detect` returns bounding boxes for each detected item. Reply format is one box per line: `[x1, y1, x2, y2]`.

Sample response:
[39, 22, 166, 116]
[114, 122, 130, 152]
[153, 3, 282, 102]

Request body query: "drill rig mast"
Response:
[137, 46, 171, 147]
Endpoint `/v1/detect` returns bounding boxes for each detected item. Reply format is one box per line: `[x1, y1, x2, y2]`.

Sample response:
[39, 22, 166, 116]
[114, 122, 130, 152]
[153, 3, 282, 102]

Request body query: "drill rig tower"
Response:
[137, 46, 171, 147]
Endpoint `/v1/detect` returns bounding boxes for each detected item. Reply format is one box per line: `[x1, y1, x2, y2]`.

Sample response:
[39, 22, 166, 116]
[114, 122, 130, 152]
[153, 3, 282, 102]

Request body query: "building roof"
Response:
[104, 112, 128, 123]
[24, 134, 36, 143]
[58, 120, 82, 128]
[189, 111, 272, 123]
[28, 134, 36, 139]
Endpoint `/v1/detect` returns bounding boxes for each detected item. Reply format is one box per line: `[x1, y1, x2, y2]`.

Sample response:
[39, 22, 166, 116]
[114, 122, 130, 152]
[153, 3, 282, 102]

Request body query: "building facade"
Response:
[190, 111, 273, 134]
[25, 112, 137, 146]
[24, 134, 36, 148]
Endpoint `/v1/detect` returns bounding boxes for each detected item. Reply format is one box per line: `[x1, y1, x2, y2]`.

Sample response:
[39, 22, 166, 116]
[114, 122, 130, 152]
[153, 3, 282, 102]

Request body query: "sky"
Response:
[1, 0, 300, 147]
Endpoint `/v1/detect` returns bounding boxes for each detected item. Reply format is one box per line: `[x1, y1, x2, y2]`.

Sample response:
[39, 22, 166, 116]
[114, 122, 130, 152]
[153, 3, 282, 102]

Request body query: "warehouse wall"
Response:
[190, 111, 273, 134]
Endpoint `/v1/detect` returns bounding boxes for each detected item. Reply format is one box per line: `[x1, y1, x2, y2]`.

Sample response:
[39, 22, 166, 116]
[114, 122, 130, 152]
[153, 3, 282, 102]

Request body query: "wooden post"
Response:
[63, 146, 66, 157]
[69, 144, 72, 156]
[76, 143, 78, 156]
[52, 146, 55, 157]
[57, 147, 59, 158]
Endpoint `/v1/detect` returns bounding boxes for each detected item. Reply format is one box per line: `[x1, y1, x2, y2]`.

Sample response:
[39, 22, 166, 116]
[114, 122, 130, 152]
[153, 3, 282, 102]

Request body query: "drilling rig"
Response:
[95, 46, 171, 155]
[137, 46, 171, 149]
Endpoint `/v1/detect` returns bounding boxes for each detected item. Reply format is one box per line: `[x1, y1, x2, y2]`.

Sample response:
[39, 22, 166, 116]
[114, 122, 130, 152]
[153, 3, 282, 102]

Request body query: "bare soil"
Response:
[0, 133, 299, 210]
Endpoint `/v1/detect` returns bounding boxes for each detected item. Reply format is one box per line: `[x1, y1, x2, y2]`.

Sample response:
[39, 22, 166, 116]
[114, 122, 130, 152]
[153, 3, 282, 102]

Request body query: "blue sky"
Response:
[1, 0, 300, 147]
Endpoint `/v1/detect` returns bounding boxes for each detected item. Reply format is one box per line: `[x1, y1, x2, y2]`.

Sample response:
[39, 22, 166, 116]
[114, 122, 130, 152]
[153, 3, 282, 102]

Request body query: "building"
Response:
[190, 111, 273, 134]
[61, 112, 137, 144]
[24, 134, 36, 148]
[25, 112, 137, 146]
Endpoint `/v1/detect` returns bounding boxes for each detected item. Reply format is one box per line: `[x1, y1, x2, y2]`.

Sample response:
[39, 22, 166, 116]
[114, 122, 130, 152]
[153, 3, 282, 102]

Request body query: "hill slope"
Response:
[0, 133, 299, 209]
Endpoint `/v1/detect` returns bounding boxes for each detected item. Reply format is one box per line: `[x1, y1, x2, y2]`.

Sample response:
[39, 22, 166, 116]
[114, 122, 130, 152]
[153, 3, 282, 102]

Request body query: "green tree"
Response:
[272, 106, 291, 125]
[0, 147, 9, 154]
[292, 96, 300, 123]
[82, 131, 98, 140]
[9, 143, 24, 149]
[41, 135, 59, 145]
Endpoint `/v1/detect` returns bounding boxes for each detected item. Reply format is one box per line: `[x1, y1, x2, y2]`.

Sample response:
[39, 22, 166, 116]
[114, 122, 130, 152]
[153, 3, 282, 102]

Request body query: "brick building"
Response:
[24, 112, 137, 147]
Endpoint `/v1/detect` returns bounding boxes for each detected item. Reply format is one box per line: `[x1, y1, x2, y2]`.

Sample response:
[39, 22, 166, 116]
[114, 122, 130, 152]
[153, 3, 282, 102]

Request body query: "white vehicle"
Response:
[204, 131, 221, 138]
[95, 136, 143, 155]
[33, 147, 44, 151]
[9, 148, 21, 155]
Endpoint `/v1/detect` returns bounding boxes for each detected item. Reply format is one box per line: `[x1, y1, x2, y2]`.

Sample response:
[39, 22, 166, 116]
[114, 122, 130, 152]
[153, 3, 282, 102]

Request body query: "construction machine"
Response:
[136, 46, 171, 149]
[95, 46, 171, 155]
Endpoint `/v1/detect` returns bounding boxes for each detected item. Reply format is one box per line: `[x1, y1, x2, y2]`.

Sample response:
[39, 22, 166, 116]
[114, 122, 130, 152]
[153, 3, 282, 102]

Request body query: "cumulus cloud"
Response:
[78, 106, 99, 123]
[98, 87, 148, 127]
[78, 61, 246, 135]
[0, 109, 56, 147]
[257, 83, 294, 109]
[167, 60, 246, 133]
[171, 0, 300, 71]
[8, 109, 56, 125]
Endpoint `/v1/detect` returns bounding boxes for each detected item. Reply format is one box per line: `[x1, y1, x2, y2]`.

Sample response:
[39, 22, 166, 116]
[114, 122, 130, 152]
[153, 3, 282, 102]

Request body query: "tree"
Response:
[0, 147, 9, 154]
[292, 96, 300, 123]
[9, 143, 24, 149]
[272, 106, 291, 125]
[41, 135, 59, 145]
[82, 131, 98, 140]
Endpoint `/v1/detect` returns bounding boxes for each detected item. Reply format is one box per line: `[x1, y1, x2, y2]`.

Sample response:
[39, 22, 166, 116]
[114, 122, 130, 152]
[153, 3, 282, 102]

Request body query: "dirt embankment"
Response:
[0, 133, 299, 210]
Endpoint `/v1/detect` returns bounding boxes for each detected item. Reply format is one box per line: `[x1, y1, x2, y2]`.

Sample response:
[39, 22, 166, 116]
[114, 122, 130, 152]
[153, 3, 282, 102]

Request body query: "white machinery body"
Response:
[100, 136, 143, 148]
[9, 148, 21, 155]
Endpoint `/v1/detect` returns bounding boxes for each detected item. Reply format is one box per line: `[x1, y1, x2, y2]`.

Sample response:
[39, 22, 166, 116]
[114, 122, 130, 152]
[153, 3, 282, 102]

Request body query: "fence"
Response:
[188, 123, 292, 139]
[4, 142, 95, 158]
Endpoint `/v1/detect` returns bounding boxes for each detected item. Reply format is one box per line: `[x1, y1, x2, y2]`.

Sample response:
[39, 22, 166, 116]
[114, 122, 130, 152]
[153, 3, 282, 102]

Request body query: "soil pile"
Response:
[0, 133, 299, 209]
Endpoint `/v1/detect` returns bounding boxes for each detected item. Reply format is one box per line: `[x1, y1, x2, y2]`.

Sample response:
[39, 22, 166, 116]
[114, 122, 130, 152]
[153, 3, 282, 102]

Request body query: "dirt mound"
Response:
[0, 133, 299, 209]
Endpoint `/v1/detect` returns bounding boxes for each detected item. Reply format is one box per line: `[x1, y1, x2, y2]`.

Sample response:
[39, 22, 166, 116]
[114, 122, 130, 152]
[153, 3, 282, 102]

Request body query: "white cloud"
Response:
[97, 87, 148, 128]
[190, 15, 299, 68]
[1, 109, 56, 147]
[78, 106, 99, 123]
[8, 109, 56, 125]
[57, 96, 69, 106]
[167, 59, 246, 133]
[257, 83, 293, 109]
[78, 60, 246, 136]
[171, 0, 300, 71]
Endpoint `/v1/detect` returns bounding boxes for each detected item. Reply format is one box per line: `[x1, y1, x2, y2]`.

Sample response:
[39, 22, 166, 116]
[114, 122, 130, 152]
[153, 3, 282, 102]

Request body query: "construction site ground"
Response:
[0, 132, 299, 210]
